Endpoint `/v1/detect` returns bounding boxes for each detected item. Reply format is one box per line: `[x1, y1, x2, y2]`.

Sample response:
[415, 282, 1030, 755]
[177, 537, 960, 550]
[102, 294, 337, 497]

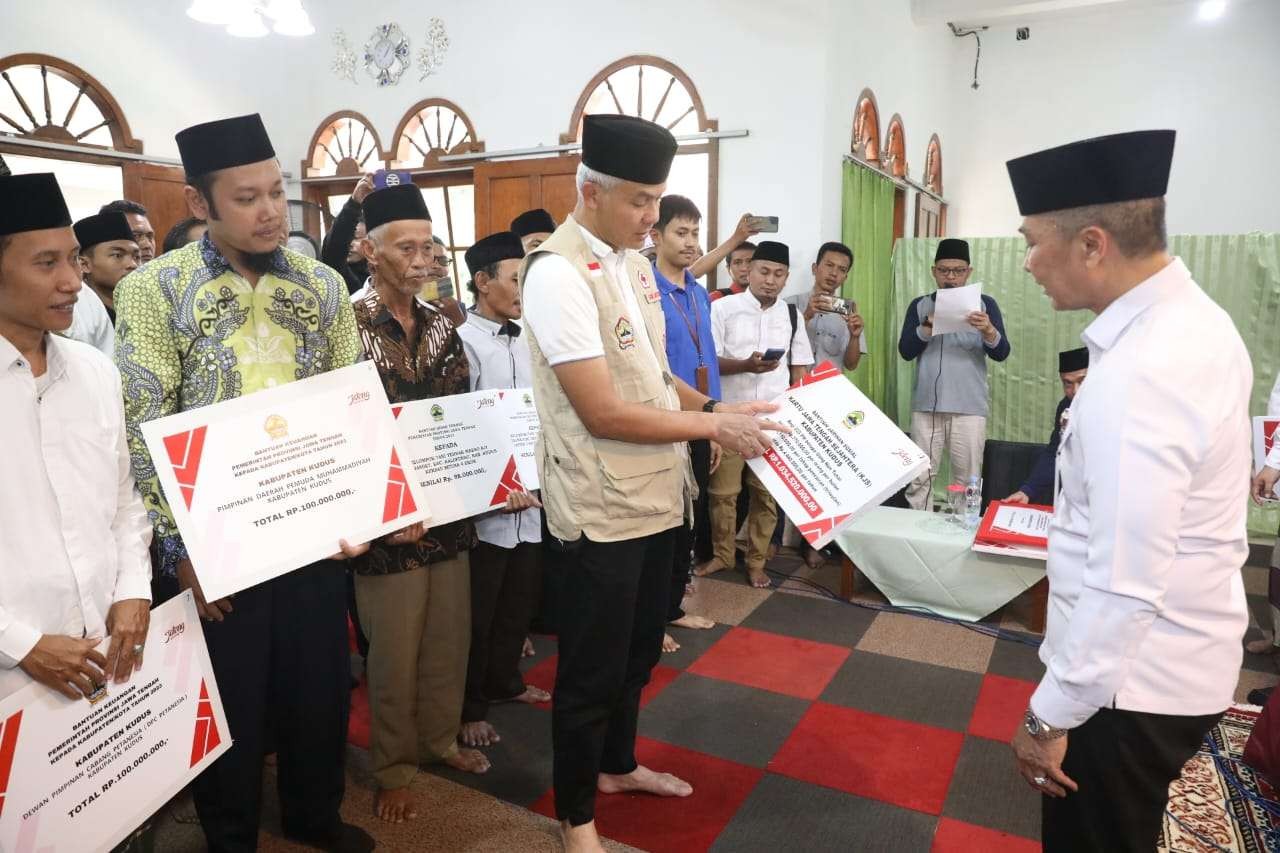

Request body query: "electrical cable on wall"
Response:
[948, 22, 988, 90]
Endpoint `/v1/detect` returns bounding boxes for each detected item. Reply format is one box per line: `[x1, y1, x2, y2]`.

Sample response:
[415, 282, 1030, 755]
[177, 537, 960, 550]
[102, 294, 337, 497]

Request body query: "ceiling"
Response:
[910, 0, 1195, 27]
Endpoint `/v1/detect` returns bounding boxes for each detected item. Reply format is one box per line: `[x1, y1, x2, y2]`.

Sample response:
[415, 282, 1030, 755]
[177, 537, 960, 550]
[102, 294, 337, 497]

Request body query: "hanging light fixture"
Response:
[187, 0, 315, 38]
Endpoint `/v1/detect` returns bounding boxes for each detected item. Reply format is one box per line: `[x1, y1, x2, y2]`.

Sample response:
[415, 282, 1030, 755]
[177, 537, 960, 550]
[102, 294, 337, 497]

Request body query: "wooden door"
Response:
[122, 162, 190, 247]
[473, 155, 580, 238]
[914, 193, 945, 238]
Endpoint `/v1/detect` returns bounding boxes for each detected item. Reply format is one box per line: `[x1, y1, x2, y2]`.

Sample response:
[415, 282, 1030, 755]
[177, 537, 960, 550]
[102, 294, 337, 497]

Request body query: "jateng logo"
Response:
[164, 622, 185, 644]
[891, 448, 916, 468]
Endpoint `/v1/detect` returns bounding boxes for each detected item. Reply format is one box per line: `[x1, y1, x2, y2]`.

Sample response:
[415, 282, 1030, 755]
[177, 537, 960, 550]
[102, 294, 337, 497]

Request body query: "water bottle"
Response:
[964, 475, 982, 530]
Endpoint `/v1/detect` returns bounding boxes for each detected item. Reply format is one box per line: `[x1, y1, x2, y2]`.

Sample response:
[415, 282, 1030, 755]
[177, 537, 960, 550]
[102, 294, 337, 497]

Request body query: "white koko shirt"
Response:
[711, 290, 814, 405]
[457, 310, 541, 548]
[1032, 259, 1251, 728]
[0, 333, 152, 697]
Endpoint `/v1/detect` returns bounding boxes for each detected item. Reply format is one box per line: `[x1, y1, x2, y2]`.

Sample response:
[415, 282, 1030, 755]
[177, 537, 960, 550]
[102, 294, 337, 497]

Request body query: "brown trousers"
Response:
[354, 553, 471, 789]
[708, 449, 777, 571]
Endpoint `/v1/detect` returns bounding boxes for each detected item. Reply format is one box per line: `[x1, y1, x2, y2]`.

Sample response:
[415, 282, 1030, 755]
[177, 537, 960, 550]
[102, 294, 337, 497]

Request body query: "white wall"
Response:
[943, 0, 1280, 236]
[3, 0, 1275, 261]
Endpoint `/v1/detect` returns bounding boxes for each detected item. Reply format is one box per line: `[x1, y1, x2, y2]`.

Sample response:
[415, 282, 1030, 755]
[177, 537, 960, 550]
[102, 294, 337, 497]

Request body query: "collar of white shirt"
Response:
[569, 215, 621, 265]
[465, 310, 521, 337]
[1082, 258, 1191, 353]
[1, 331, 69, 380]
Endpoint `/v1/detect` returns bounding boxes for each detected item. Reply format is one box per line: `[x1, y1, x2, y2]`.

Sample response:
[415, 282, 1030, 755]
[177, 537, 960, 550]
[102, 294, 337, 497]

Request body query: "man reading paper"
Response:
[115, 114, 396, 853]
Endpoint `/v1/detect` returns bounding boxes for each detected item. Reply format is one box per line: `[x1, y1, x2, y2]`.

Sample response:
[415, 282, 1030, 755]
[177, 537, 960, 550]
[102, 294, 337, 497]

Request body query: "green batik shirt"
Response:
[114, 234, 361, 576]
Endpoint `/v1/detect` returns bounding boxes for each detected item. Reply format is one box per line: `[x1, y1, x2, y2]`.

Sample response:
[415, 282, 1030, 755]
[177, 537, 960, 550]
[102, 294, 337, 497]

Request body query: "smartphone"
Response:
[747, 215, 780, 233]
[819, 296, 857, 315]
[373, 168, 414, 189]
[761, 348, 786, 362]
[418, 276, 453, 302]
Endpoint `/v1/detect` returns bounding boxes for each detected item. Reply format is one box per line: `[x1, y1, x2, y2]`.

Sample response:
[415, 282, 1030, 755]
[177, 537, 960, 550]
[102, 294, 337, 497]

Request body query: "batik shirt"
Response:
[351, 284, 475, 575]
[115, 234, 361, 576]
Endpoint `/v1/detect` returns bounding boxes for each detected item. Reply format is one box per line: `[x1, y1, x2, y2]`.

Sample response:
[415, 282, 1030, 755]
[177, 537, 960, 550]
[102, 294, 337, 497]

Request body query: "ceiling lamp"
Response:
[187, 0, 315, 38]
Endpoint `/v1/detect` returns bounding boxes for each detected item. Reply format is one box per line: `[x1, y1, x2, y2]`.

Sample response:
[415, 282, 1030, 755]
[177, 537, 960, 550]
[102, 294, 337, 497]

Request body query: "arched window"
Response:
[924, 133, 942, 195]
[388, 99, 483, 286]
[851, 88, 880, 164]
[564, 55, 720, 279]
[302, 111, 388, 179]
[884, 114, 907, 178]
[0, 53, 141, 152]
[391, 98, 482, 169]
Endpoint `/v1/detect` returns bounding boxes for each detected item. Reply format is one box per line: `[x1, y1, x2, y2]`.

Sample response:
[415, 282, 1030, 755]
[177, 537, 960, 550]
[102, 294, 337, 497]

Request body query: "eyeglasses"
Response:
[934, 266, 971, 278]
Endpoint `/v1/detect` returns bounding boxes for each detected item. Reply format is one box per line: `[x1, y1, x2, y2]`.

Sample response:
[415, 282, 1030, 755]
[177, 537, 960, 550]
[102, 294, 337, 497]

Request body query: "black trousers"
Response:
[463, 540, 542, 722]
[552, 527, 677, 826]
[532, 511, 562, 636]
[670, 440, 712, 621]
[193, 560, 350, 852]
[1042, 707, 1219, 853]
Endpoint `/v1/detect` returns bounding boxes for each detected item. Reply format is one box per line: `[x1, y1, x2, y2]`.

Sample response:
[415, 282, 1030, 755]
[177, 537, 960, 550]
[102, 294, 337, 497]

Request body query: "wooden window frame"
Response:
[301, 110, 389, 180]
[390, 97, 484, 169]
[0, 52, 143, 165]
[562, 55, 720, 286]
[851, 87, 881, 164]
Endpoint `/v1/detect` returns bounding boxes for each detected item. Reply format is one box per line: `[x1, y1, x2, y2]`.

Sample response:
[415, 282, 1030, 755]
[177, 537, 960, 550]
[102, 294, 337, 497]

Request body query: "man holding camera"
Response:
[781, 241, 865, 566]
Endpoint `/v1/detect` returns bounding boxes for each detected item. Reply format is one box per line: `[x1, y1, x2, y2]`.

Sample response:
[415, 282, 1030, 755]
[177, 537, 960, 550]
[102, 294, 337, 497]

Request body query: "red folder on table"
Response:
[975, 500, 1053, 549]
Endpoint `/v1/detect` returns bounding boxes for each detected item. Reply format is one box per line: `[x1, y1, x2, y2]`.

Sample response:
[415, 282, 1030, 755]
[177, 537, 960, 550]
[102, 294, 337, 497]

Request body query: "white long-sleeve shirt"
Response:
[1031, 258, 1251, 729]
[457, 310, 541, 548]
[711, 291, 814, 404]
[0, 333, 152, 698]
[63, 284, 114, 356]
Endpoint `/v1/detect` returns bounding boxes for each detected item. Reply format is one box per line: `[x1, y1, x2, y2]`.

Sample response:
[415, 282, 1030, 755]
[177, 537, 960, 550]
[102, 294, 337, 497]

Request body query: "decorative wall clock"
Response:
[363, 23, 410, 87]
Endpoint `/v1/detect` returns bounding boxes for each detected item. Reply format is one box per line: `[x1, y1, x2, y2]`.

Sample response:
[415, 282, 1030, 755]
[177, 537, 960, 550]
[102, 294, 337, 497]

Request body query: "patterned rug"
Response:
[1161, 705, 1280, 852]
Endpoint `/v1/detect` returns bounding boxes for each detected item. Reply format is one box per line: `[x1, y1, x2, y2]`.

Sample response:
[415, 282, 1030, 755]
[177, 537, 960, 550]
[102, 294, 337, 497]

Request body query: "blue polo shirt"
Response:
[653, 262, 722, 400]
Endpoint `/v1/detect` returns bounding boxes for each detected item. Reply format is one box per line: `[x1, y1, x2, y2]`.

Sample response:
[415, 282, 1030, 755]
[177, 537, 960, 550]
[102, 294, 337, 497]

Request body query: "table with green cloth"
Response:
[833, 506, 1047, 625]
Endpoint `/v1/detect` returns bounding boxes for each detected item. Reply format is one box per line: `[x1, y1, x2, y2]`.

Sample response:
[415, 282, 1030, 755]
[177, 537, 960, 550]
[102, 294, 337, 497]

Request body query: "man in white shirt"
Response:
[703, 241, 814, 588]
[1246, 373, 1280, 661]
[520, 115, 784, 853]
[0, 172, 151, 703]
[1007, 130, 1251, 852]
[456, 231, 551, 750]
[73, 211, 140, 325]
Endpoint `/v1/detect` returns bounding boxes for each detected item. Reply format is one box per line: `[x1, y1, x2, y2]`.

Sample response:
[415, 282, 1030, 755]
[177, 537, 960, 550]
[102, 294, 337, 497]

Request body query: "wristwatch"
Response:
[1023, 708, 1068, 741]
[702, 398, 720, 413]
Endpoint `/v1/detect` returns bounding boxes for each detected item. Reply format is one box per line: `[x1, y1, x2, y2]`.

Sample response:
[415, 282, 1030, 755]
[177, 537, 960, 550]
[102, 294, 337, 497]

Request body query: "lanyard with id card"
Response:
[666, 286, 709, 394]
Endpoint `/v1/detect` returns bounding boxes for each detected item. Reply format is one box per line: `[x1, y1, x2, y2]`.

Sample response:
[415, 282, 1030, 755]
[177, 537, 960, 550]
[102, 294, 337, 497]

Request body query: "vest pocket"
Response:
[596, 440, 678, 517]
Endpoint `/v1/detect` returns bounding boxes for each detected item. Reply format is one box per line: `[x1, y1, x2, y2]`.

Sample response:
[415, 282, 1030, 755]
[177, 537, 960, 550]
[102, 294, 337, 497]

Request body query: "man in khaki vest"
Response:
[521, 115, 785, 853]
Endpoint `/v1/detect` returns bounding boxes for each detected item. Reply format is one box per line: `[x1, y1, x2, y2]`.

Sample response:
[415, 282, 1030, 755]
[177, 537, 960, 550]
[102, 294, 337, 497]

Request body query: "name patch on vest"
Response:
[614, 316, 636, 350]
[638, 270, 662, 304]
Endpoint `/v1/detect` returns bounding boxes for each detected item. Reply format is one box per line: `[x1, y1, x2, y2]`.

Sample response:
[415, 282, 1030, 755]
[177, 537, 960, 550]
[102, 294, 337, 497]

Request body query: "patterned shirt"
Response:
[352, 284, 475, 575]
[115, 234, 361, 576]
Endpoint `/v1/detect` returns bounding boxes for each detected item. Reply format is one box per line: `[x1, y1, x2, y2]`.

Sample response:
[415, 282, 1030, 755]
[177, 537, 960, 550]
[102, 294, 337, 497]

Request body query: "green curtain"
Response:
[840, 161, 897, 406]
[890, 233, 1280, 537]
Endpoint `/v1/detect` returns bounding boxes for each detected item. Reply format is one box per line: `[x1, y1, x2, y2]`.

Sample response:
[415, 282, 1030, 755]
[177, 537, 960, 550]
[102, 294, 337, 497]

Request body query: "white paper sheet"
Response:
[991, 504, 1052, 539]
[931, 282, 983, 335]
[1252, 415, 1280, 501]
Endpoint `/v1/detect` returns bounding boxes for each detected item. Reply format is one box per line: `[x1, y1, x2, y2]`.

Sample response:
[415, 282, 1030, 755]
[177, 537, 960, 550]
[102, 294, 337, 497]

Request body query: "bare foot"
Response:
[522, 636, 535, 658]
[748, 568, 771, 589]
[374, 786, 419, 823]
[662, 632, 681, 653]
[561, 819, 607, 853]
[515, 684, 551, 704]
[459, 721, 500, 747]
[804, 548, 826, 569]
[598, 764, 693, 798]
[671, 614, 715, 630]
[443, 747, 491, 774]
[694, 558, 728, 578]
[1247, 633, 1278, 655]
